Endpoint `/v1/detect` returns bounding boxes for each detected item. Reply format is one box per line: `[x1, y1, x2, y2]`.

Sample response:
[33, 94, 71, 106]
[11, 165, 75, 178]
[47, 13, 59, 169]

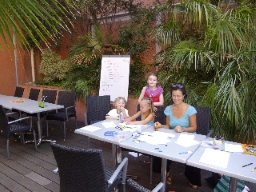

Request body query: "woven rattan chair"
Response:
[14, 86, 25, 97]
[85, 95, 110, 125]
[194, 106, 212, 136]
[28, 88, 40, 101]
[51, 142, 128, 192]
[46, 91, 77, 141]
[0, 105, 37, 159]
[126, 178, 163, 192]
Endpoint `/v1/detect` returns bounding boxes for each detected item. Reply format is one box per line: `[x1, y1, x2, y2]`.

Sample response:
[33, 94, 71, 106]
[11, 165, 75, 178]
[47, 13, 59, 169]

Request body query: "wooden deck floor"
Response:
[0, 120, 255, 192]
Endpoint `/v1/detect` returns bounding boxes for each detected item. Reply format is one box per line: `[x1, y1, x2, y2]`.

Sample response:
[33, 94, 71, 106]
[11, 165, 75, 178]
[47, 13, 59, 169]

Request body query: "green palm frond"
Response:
[0, 0, 72, 48]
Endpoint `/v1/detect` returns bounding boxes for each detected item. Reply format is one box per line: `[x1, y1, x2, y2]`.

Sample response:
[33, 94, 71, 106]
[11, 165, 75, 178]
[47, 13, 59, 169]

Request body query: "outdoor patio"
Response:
[0, 120, 255, 192]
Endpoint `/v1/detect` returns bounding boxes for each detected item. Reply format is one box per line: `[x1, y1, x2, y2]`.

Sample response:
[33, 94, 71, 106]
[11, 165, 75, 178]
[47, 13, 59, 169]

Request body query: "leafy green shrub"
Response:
[39, 49, 71, 83]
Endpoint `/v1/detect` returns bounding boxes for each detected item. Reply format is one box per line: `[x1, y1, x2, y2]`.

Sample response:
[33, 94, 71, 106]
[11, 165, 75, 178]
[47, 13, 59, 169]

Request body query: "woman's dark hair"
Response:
[170, 83, 186, 98]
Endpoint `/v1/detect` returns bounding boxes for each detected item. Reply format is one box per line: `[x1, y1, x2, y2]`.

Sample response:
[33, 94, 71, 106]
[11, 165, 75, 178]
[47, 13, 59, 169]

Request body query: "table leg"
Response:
[37, 113, 42, 146]
[229, 177, 237, 192]
[161, 158, 167, 192]
[112, 144, 117, 169]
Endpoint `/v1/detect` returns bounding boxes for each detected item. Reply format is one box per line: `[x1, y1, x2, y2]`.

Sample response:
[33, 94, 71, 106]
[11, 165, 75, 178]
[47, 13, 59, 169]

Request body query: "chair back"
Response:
[86, 95, 110, 125]
[136, 104, 166, 124]
[42, 89, 57, 104]
[154, 106, 166, 124]
[194, 106, 211, 136]
[50, 143, 108, 192]
[0, 105, 10, 137]
[28, 88, 40, 101]
[57, 91, 76, 114]
[14, 86, 24, 97]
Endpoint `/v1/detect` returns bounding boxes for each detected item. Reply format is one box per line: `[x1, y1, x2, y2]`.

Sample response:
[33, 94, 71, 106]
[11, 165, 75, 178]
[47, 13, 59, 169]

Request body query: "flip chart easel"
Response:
[99, 55, 130, 102]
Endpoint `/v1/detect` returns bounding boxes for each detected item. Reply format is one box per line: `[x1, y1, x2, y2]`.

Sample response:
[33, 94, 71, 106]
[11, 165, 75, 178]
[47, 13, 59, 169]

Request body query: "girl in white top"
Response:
[105, 97, 129, 120]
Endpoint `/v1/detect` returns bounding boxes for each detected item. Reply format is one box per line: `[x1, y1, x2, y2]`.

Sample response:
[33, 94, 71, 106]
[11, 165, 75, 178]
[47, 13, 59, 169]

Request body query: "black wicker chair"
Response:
[46, 91, 77, 141]
[28, 88, 40, 101]
[0, 105, 37, 159]
[194, 106, 212, 136]
[126, 178, 163, 192]
[85, 95, 111, 125]
[51, 142, 128, 192]
[14, 86, 25, 97]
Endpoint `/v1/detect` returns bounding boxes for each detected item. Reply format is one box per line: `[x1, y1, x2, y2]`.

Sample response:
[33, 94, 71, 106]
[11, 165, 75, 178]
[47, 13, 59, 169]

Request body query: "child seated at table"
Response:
[125, 97, 155, 126]
[105, 97, 129, 121]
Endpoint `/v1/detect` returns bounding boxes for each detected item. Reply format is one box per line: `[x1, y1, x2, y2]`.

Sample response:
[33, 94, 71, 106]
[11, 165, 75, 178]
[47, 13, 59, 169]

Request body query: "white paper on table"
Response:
[175, 140, 200, 147]
[101, 121, 116, 128]
[225, 143, 243, 153]
[137, 131, 170, 145]
[199, 148, 230, 168]
[175, 134, 199, 147]
[80, 125, 101, 132]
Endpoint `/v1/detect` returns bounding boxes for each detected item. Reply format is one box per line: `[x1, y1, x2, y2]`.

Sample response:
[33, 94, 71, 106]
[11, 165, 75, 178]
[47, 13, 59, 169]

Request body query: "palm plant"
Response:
[153, 0, 256, 143]
[0, 0, 72, 48]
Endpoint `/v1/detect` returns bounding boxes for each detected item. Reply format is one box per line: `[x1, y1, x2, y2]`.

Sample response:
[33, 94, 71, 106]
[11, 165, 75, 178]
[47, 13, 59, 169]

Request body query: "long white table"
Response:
[186, 138, 256, 192]
[75, 119, 131, 169]
[0, 94, 64, 145]
[120, 127, 206, 192]
[75, 120, 206, 192]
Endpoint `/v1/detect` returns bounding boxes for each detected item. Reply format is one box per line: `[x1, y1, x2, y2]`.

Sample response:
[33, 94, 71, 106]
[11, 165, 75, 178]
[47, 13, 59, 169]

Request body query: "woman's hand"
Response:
[174, 125, 184, 133]
[154, 122, 162, 128]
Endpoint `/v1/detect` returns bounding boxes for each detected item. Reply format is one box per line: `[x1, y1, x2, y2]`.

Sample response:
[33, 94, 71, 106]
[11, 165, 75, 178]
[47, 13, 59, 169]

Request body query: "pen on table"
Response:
[251, 167, 256, 172]
[179, 151, 192, 154]
[242, 163, 253, 167]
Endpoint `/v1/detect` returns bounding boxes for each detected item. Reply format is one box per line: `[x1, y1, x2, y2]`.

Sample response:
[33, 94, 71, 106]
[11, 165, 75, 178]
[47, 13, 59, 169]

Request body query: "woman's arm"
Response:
[153, 93, 164, 106]
[127, 113, 154, 125]
[154, 116, 170, 129]
[174, 114, 197, 133]
[138, 87, 146, 103]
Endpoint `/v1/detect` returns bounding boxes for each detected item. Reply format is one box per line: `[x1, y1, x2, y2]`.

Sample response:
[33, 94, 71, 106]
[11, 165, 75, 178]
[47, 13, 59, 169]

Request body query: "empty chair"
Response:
[126, 178, 164, 192]
[85, 95, 111, 125]
[194, 106, 212, 136]
[0, 105, 37, 159]
[46, 91, 77, 141]
[28, 88, 40, 101]
[14, 86, 25, 97]
[41, 89, 57, 104]
[50, 142, 128, 192]
[26, 89, 57, 119]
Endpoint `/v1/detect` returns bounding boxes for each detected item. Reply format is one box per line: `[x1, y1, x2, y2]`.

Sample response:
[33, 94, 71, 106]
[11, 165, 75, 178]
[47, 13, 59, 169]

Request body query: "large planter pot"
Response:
[126, 96, 138, 116]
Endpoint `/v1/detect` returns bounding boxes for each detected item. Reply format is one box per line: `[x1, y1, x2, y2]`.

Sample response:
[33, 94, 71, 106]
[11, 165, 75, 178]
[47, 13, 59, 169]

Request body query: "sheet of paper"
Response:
[199, 148, 230, 168]
[225, 143, 243, 153]
[80, 125, 101, 132]
[101, 121, 116, 128]
[175, 134, 198, 147]
[136, 131, 170, 145]
[175, 140, 200, 147]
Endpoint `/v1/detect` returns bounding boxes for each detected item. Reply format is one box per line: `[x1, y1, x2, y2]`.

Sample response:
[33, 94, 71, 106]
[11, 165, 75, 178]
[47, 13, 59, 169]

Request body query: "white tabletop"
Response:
[120, 127, 206, 163]
[0, 94, 63, 114]
[186, 139, 256, 183]
[75, 119, 121, 145]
